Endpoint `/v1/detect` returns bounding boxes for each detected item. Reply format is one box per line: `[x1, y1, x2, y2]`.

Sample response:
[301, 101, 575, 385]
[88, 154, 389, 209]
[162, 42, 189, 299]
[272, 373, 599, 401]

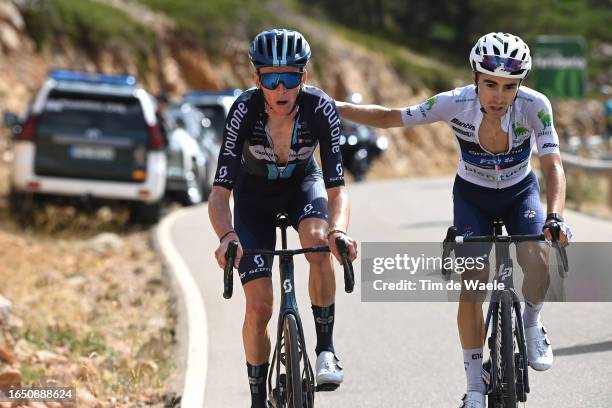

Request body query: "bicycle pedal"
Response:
[316, 383, 340, 392]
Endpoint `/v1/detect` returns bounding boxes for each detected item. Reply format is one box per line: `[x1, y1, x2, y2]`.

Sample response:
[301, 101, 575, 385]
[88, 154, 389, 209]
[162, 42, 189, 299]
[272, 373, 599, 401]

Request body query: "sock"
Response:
[312, 304, 335, 355]
[247, 362, 269, 408]
[463, 348, 486, 394]
[522, 301, 543, 328]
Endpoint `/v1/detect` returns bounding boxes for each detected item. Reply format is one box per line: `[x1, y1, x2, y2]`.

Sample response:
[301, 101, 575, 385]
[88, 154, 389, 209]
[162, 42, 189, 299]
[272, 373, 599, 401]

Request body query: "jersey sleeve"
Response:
[314, 90, 345, 188]
[528, 94, 561, 157]
[400, 89, 456, 126]
[212, 94, 250, 190]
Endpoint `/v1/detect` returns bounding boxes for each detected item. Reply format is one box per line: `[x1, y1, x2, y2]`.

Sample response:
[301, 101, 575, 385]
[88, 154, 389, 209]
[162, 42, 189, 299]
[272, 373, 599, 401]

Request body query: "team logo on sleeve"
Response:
[425, 96, 438, 111]
[419, 96, 438, 118]
[537, 109, 552, 128]
[218, 166, 228, 179]
[336, 163, 343, 176]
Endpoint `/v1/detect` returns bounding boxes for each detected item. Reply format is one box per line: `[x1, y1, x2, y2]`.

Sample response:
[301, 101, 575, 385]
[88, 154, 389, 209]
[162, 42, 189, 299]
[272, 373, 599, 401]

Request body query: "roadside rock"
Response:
[85, 233, 124, 253]
[0, 346, 15, 364]
[0, 368, 21, 388]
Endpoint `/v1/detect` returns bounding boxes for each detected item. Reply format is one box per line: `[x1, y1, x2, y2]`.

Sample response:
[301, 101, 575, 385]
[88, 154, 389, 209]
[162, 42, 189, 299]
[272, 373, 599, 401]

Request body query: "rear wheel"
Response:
[283, 314, 303, 408]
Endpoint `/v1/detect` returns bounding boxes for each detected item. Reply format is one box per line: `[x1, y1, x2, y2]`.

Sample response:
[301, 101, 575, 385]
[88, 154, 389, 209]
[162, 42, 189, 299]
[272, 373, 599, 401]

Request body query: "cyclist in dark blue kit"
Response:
[208, 29, 358, 408]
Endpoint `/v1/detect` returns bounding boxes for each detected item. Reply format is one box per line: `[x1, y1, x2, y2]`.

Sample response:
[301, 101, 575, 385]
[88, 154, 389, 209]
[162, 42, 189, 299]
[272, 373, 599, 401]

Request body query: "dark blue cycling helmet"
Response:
[249, 29, 311, 69]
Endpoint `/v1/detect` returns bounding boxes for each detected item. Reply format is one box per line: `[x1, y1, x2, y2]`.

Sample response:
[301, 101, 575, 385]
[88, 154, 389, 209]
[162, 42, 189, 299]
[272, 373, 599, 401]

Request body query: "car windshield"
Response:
[37, 91, 149, 142]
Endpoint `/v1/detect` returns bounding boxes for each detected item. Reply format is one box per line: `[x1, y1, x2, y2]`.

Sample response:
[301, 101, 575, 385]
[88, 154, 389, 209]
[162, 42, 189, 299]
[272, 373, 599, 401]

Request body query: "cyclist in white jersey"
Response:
[336, 33, 572, 407]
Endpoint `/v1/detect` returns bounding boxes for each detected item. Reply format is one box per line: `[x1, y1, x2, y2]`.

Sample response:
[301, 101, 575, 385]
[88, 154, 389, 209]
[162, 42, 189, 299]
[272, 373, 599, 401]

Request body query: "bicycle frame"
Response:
[269, 215, 315, 407]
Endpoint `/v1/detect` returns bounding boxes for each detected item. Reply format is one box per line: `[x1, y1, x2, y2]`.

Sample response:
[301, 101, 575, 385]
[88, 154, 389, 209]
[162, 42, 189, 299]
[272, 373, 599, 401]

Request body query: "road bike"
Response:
[224, 213, 355, 408]
[442, 218, 568, 407]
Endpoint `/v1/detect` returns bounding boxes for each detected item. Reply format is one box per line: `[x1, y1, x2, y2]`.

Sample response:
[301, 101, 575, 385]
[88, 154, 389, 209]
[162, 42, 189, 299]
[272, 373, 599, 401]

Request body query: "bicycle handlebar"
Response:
[441, 226, 569, 279]
[222, 237, 355, 299]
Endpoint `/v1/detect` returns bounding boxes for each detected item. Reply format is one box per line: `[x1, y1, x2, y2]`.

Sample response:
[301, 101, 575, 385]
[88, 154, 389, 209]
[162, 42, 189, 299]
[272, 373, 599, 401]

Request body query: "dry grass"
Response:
[0, 141, 177, 406]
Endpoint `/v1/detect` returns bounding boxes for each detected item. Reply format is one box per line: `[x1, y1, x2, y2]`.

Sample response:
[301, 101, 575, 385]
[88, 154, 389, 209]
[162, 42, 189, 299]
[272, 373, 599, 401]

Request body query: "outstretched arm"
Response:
[335, 101, 404, 128]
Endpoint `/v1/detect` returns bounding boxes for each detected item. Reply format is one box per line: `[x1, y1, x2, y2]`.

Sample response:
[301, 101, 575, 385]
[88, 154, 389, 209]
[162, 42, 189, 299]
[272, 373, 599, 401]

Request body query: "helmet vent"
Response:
[266, 37, 273, 57]
[276, 40, 283, 58]
[492, 45, 500, 55]
[296, 38, 302, 54]
[257, 37, 264, 55]
[509, 48, 518, 58]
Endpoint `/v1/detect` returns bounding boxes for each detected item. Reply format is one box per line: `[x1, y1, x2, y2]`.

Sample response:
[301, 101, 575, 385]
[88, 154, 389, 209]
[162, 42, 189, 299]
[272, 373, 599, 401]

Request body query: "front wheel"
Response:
[283, 314, 303, 408]
[489, 291, 517, 407]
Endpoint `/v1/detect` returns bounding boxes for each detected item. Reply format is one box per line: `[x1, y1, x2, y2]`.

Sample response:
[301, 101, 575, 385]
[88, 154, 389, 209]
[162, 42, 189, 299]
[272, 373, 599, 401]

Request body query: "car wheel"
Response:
[9, 188, 36, 227]
[130, 201, 162, 225]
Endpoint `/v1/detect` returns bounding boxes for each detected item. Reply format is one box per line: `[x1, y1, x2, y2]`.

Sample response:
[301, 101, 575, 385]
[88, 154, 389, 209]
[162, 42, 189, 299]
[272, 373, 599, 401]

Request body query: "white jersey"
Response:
[401, 85, 560, 189]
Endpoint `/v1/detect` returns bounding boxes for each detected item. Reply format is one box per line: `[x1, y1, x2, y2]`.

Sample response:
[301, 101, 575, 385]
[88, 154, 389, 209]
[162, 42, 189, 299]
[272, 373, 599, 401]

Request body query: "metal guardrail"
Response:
[561, 152, 612, 209]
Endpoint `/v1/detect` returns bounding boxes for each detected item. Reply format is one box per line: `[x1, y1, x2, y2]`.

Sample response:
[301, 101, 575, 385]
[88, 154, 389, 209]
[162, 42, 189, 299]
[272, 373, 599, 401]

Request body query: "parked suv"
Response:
[3, 70, 166, 224]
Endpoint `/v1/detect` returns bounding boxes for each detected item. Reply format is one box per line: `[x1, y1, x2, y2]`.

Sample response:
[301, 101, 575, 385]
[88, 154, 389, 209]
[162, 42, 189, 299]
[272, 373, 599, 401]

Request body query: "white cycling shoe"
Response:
[315, 351, 343, 390]
[458, 391, 486, 408]
[525, 322, 553, 371]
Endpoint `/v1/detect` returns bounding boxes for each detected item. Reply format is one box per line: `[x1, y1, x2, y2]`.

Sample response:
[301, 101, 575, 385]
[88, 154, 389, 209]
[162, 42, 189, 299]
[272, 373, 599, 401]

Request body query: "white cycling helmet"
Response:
[470, 32, 531, 79]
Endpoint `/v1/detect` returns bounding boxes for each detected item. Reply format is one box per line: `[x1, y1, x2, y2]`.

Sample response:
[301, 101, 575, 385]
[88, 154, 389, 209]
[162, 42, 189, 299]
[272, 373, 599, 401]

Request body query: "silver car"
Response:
[164, 103, 220, 204]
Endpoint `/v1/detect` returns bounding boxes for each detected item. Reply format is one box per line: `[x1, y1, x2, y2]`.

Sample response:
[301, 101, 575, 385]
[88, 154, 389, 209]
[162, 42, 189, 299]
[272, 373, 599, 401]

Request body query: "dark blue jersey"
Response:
[213, 86, 345, 190]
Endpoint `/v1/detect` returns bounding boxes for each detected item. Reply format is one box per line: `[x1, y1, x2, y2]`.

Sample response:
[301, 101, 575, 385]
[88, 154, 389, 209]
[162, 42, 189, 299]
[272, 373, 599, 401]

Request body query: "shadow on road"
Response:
[555, 339, 612, 357]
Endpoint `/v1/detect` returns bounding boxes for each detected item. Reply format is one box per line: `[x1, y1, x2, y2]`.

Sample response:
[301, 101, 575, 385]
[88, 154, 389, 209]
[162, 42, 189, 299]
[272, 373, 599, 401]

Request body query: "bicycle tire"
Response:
[499, 292, 517, 407]
[283, 314, 303, 408]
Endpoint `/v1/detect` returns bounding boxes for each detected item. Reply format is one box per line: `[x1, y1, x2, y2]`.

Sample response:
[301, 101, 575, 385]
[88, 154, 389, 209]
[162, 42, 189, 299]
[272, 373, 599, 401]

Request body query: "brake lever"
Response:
[335, 237, 355, 293]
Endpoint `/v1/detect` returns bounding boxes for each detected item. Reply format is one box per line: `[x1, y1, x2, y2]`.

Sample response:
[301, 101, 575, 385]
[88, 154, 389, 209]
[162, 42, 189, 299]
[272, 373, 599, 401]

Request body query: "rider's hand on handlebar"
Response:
[215, 232, 243, 269]
[543, 220, 572, 247]
[328, 232, 358, 263]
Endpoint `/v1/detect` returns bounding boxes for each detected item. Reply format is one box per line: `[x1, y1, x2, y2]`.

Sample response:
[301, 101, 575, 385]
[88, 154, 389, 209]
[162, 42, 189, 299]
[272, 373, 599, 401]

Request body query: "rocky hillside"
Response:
[0, 1, 607, 182]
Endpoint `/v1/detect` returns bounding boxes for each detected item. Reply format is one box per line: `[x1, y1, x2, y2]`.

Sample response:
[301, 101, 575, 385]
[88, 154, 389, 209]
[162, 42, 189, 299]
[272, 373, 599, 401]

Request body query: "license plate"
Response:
[69, 146, 116, 160]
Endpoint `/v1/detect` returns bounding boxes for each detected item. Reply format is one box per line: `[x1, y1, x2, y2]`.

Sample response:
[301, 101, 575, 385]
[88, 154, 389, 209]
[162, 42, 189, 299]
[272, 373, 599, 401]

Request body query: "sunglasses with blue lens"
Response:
[259, 71, 303, 90]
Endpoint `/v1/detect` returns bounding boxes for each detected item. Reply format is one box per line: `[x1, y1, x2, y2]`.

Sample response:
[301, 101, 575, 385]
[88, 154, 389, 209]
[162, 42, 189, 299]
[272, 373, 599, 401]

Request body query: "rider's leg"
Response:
[234, 184, 278, 407]
[289, 172, 337, 354]
[291, 172, 343, 385]
[503, 172, 549, 322]
[458, 267, 489, 395]
[243, 278, 274, 364]
[298, 218, 336, 349]
[243, 278, 274, 408]
[503, 171, 553, 371]
[453, 175, 495, 397]
[516, 242, 550, 324]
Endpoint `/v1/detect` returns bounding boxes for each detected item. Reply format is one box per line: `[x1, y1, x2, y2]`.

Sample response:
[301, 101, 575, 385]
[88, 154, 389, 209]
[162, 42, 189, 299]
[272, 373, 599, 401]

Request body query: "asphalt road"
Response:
[166, 177, 612, 407]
